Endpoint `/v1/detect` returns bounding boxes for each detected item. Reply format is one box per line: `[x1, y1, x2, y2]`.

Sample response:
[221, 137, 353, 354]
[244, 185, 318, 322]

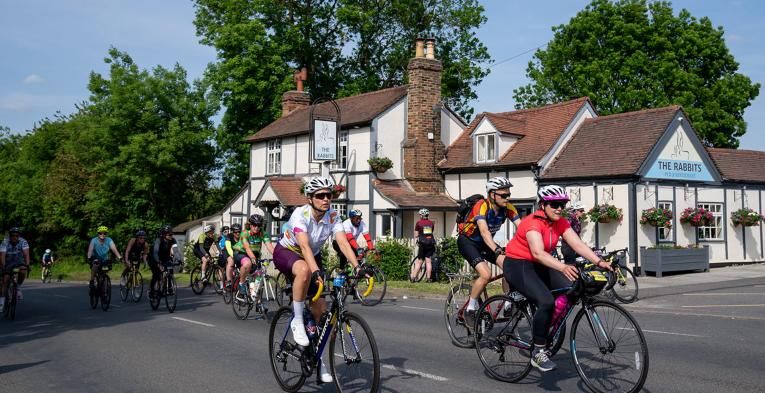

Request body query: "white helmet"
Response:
[304, 176, 334, 195]
[486, 177, 513, 193]
[418, 208, 429, 216]
[45, 249, 51, 253]
[570, 201, 585, 210]
[537, 185, 570, 203]
[203, 224, 214, 233]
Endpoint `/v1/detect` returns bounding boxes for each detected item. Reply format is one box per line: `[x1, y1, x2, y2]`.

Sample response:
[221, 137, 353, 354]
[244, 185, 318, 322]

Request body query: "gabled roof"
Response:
[439, 97, 590, 170]
[246, 86, 409, 143]
[707, 148, 765, 183]
[373, 179, 458, 209]
[543, 106, 680, 180]
[173, 213, 221, 233]
[266, 176, 307, 206]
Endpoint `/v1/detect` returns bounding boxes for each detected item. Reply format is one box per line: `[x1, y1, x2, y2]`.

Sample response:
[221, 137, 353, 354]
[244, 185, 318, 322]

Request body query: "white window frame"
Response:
[475, 133, 497, 163]
[232, 216, 243, 226]
[697, 202, 723, 241]
[331, 130, 349, 170]
[267, 139, 281, 175]
[331, 202, 347, 220]
[658, 201, 673, 242]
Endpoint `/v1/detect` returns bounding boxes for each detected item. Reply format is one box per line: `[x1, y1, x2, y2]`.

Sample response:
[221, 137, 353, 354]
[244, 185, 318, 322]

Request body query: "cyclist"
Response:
[332, 209, 375, 271]
[149, 225, 176, 299]
[123, 229, 149, 276]
[87, 226, 122, 290]
[561, 201, 586, 265]
[410, 208, 436, 282]
[0, 227, 31, 308]
[459, 177, 520, 327]
[232, 214, 274, 302]
[273, 176, 360, 383]
[223, 223, 243, 292]
[504, 185, 611, 372]
[41, 248, 55, 281]
[194, 224, 216, 283]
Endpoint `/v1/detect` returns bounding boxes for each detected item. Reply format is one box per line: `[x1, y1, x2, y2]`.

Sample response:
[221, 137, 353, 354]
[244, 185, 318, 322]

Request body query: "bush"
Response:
[437, 236, 462, 281]
[370, 238, 412, 280]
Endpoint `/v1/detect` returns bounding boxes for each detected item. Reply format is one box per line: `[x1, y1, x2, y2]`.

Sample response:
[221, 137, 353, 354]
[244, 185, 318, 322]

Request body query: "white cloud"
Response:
[22, 74, 44, 84]
[0, 92, 80, 112]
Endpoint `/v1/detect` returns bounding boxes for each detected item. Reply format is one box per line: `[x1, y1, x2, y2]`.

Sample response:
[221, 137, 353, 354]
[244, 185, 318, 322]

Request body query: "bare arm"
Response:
[476, 219, 500, 252]
[109, 241, 122, 260]
[295, 232, 320, 273]
[124, 238, 135, 261]
[87, 240, 94, 259]
[527, 231, 578, 281]
[23, 248, 30, 265]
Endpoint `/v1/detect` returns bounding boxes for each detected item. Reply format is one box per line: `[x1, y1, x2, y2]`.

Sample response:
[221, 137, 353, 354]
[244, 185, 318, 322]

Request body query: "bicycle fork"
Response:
[583, 305, 616, 354]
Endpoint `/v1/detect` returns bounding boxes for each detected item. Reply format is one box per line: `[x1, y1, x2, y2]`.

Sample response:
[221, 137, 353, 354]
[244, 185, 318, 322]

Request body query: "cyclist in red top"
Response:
[504, 185, 611, 372]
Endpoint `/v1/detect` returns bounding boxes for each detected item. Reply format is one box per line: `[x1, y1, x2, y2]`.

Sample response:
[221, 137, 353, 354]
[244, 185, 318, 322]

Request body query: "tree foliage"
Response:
[194, 0, 491, 189]
[513, 0, 760, 148]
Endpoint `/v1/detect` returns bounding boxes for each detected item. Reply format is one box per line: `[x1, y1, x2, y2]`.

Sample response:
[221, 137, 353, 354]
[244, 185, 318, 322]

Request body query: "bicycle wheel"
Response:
[100, 275, 111, 311]
[190, 267, 204, 295]
[570, 301, 649, 393]
[269, 306, 306, 392]
[409, 257, 426, 282]
[474, 295, 533, 382]
[610, 266, 639, 304]
[149, 281, 161, 311]
[275, 272, 291, 306]
[357, 266, 387, 307]
[165, 275, 177, 313]
[119, 271, 129, 301]
[213, 266, 224, 295]
[89, 281, 98, 309]
[329, 311, 381, 393]
[232, 284, 253, 320]
[444, 283, 475, 348]
[5, 281, 17, 320]
[131, 271, 144, 302]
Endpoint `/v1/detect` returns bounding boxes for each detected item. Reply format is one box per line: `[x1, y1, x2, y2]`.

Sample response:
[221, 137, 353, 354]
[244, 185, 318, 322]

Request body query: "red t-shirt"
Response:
[506, 210, 571, 261]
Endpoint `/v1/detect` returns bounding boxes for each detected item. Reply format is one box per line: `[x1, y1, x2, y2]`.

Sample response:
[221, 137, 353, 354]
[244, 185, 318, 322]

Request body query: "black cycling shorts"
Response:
[416, 237, 436, 259]
[457, 235, 498, 268]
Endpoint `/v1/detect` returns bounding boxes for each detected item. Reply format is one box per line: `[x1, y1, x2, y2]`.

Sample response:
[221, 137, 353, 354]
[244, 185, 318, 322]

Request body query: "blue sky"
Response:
[2, 0, 764, 150]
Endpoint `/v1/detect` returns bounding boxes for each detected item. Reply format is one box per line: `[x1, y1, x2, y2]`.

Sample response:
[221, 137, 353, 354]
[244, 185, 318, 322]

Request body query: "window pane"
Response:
[487, 135, 496, 161]
[477, 135, 486, 162]
[381, 214, 391, 236]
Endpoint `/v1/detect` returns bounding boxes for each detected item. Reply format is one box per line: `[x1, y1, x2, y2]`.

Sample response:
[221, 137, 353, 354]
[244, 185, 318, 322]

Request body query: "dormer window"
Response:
[476, 134, 497, 163]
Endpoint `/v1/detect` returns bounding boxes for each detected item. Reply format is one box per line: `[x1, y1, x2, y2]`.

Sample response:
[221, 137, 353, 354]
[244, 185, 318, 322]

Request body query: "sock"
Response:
[467, 297, 479, 311]
[292, 301, 305, 324]
[503, 301, 512, 311]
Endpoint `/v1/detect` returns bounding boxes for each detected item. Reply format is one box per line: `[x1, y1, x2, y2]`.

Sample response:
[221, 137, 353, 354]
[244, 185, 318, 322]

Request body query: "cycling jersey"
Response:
[458, 200, 519, 242]
[218, 235, 227, 252]
[42, 252, 52, 264]
[506, 209, 570, 261]
[278, 204, 343, 257]
[151, 237, 176, 264]
[196, 232, 215, 252]
[342, 218, 368, 240]
[0, 237, 29, 267]
[128, 239, 148, 261]
[415, 219, 435, 241]
[89, 237, 114, 262]
[235, 230, 271, 254]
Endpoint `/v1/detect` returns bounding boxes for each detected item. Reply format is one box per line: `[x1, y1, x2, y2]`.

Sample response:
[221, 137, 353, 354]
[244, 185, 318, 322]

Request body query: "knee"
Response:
[293, 263, 310, 281]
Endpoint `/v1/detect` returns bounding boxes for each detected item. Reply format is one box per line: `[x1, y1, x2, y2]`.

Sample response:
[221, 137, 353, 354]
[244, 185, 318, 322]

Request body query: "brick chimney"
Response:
[281, 67, 311, 117]
[403, 38, 445, 193]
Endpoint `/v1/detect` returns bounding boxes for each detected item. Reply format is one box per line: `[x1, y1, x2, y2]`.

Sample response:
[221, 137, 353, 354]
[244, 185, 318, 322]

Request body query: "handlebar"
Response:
[311, 279, 324, 302]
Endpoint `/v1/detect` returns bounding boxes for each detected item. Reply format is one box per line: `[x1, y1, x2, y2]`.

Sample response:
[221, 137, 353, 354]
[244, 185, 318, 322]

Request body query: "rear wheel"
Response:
[213, 266, 224, 295]
[100, 275, 111, 311]
[610, 266, 639, 303]
[474, 295, 533, 383]
[409, 256, 426, 282]
[190, 267, 204, 295]
[5, 281, 18, 320]
[444, 283, 476, 348]
[232, 283, 253, 320]
[269, 306, 306, 392]
[329, 311, 381, 393]
[165, 275, 177, 313]
[149, 280, 160, 311]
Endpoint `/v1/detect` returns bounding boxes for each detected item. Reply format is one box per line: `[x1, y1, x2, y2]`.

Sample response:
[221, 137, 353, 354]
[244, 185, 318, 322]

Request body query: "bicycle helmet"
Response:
[135, 229, 147, 237]
[203, 224, 214, 233]
[570, 201, 585, 211]
[304, 176, 334, 195]
[349, 209, 363, 218]
[97, 225, 109, 233]
[418, 208, 429, 216]
[231, 223, 242, 232]
[537, 185, 570, 202]
[45, 249, 51, 253]
[248, 214, 264, 226]
[159, 224, 173, 235]
[221, 225, 230, 232]
[9, 227, 21, 234]
[486, 177, 513, 192]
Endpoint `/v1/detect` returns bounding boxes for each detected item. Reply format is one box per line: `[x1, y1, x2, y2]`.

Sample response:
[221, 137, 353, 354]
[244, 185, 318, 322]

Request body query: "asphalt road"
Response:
[1, 278, 764, 392]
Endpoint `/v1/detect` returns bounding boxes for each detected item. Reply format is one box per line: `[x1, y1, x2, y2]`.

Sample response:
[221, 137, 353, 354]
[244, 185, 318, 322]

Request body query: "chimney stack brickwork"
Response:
[281, 90, 311, 117]
[404, 40, 445, 194]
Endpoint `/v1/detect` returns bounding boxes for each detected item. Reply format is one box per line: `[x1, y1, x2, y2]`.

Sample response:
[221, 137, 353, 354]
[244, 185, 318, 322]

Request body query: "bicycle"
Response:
[409, 242, 438, 282]
[89, 260, 113, 312]
[443, 261, 504, 348]
[269, 274, 381, 393]
[473, 259, 649, 393]
[120, 260, 144, 302]
[190, 257, 224, 296]
[340, 249, 386, 306]
[149, 260, 178, 313]
[231, 259, 279, 320]
[41, 262, 53, 283]
[3, 265, 27, 320]
[594, 247, 639, 303]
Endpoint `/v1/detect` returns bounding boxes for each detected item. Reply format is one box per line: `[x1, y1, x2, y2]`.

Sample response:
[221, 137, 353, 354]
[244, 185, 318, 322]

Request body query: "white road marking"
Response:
[172, 316, 215, 327]
[629, 308, 765, 321]
[617, 327, 703, 338]
[333, 353, 447, 382]
[53, 294, 68, 298]
[399, 305, 440, 312]
[683, 293, 765, 296]
[681, 304, 765, 308]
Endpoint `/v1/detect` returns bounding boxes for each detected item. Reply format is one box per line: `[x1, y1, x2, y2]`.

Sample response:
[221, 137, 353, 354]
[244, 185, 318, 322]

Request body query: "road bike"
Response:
[340, 249, 386, 306]
[120, 260, 144, 302]
[231, 259, 279, 320]
[190, 257, 224, 296]
[269, 275, 380, 392]
[473, 259, 649, 393]
[3, 265, 27, 320]
[594, 247, 639, 303]
[150, 260, 178, 313]
[41, 262, 53, 283]
[443, 263, 503, 348]
[89, 260, 113, 311]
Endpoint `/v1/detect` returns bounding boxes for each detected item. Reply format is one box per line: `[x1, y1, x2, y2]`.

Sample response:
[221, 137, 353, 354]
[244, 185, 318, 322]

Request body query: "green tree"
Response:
[194, 0, 491, 189]
[513, 0, 760, 148]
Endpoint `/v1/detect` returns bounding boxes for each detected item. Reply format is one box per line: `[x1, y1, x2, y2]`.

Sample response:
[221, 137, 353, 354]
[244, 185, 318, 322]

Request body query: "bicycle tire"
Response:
[409, 256, 426, 282]
[131, 271, 144, 302]
[165, 275, 177, 313]
[6, 280, 17, 320]
[89, 282, 98, 309]
[120, 271, 129, 302]
[100, 275, 111, 311]
[525, 301, 566, 357]
[213, 266, 224, 295]
[269, 306, 306, 392]
[444, 283, 475, 348]
[570, 300, 649, 393]
[358, 266, 387, 307]
[610, 266, 639, 303]
[474, 294, 533, 383]
[149, 281, 161, 311]
[329, 311, 381, 393]
[190, 267, 204, 295]
[232, 286, 253, 320]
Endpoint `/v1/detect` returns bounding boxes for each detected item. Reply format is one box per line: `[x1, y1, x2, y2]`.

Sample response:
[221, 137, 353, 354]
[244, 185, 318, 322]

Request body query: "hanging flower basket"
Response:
[640, 207, 673, 229]
[586, 204, 623, 224]
[331, 184, 346, 198]
[367, 156, 393, 173]
[731, 208, 763, 227]
[679, 207, 714, 227]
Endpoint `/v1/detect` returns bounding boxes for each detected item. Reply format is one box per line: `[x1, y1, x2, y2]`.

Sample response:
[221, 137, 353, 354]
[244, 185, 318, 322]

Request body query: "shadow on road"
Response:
[0, 360, 50, 375]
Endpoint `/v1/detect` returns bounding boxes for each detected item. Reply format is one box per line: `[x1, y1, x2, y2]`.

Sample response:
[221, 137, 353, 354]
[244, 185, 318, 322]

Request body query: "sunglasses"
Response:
[494, 192, 511, 199]
[98, 232, 107, 235]
[233, 231, 241, 234]
[312, 192, 333, 200]
[547, 201, 567, 209]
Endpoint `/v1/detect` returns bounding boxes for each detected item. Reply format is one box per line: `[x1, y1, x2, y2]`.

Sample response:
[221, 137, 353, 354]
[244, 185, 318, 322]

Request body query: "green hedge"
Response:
[370, 238, 412, 281]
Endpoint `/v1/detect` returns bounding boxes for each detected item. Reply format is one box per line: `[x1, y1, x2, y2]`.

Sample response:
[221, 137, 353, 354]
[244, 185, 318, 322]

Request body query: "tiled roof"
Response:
[246, 86, 408, 143]
[543, 106, 680, 180]
[707, 147, 765, 183]
[439, 97, 589, 170]
[373, 179, 458, 209]
[267, 176, 307, 206]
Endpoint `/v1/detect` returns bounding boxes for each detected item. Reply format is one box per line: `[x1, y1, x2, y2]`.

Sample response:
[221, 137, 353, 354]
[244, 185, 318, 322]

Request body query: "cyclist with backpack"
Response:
[458, 177, 520, 328]
[410, 208, 436, 282]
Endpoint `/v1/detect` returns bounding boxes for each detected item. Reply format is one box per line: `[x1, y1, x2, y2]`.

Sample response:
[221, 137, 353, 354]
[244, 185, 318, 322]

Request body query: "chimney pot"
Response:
[415, 38, 425, 58]
[425, 38, 436, 59]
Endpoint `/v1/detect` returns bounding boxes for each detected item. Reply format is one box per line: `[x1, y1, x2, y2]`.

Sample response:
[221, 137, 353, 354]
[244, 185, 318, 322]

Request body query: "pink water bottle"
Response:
[551, 295, 569, 328]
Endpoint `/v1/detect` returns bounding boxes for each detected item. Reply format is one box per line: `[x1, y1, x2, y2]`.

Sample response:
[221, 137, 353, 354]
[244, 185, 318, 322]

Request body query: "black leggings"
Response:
[504, 258, 572, 345]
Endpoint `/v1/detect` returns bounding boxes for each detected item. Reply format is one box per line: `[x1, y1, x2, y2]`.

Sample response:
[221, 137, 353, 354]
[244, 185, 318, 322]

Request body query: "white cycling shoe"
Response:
[320, 362, 333, 383]
[290, 319, 310, 346]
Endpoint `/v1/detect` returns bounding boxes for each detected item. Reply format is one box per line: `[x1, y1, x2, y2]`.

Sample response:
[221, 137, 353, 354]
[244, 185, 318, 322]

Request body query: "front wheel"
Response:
[119, 271, 130, 301]
[269, 306, 306, 392]
[212, 266, 224, 295]
[100, 275, 111, 311]
[149, 282, 160, 311]
[409, 257, 426, 282]
[131, 271, 144, 302]
[232, 284, 253, 320]
[190, 267, 204, 295]
[165, 275, 177, 313]
[474, 294, 533, 383]
[570, 301, 649, 393]
[444, 283, 475, 348]
[358, 266, 387, 307]
[610, 266, 639, 303]
[5, 281, 18, 320]
[329, 311, 381, 393]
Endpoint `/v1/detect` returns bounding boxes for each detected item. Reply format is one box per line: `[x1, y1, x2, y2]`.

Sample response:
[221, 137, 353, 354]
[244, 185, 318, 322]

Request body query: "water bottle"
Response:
[550, 295, 569, 329]
[253, 271, 263, 299]
[249, 281, 257, 301]
[304, 308, 318, 339]
[333, 273, 346, 288]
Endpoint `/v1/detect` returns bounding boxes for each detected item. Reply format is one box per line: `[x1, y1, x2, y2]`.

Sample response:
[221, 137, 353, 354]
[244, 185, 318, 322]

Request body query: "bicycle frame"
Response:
[452, 271, 504, 320]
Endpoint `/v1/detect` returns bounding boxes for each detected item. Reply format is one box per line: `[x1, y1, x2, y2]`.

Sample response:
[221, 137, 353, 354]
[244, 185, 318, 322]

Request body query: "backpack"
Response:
[455, 194, 485, 224]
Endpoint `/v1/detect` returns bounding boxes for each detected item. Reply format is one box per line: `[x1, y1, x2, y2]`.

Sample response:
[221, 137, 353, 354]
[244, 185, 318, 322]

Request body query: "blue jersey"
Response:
[89, 237, 113, 261]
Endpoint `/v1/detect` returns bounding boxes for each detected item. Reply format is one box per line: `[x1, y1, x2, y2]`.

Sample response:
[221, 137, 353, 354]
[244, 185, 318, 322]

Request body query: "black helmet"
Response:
[248, 214, 264, 226]
[135, 229, 147, 237]
[159, 224, 173, 235]
[231, 223, 242, 232]
[9, 227, 21, 234]
[221, 225, 230, 232]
